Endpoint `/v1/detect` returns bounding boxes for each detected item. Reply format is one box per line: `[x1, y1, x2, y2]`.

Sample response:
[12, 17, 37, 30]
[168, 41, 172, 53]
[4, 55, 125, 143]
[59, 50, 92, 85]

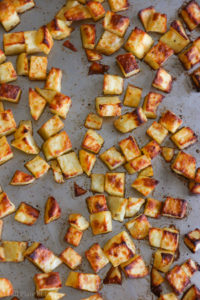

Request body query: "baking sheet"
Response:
[0, 0, 200, 299]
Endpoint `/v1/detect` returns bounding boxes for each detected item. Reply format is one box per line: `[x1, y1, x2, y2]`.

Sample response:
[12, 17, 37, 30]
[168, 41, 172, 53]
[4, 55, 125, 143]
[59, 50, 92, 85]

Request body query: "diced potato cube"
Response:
[124, 84, 142, 107]
[14, 120, 32, 139]
[80, 24, 96, 49]
[125, 155, 151, 174]
[152, 68, 173, 93]
[68, 213, 89, 231]
[60, 247, 82, 269]
[85, 243, 109, 273]
[100, 146, 125, 170]
[108, 0, 129, 12]
[90, 211, 112, 235]
[149, 227, 179, 251]
[114, 108, 147, 133]
[125, 214, 151, 239]
[103, 11, 130, 37]
[44, 196, 61, 224]
[146, 12, 167, 33]
[161, 147, 175, 162]
[14, 202, 40, 225]
[0, 109, 16, 137]
[29, 56, 48, 80]
[141, 140, 161, 159]
[25, 155, 50, 178]
[64, 226, 83, 247]
[57, 152, 83, 179]
[47, 18, 72, 40]
[147, 121, 168, 144]
[86, 1, 105, 21]
[107, 196, 127, 222]
[24, 30, 41, 54]
[103, 266, 122, 285]
[65, 272, 101, 292]
[166, 265, 190, 295]
[64, 4, 91, 21]
[119, 136, 140, 161]
[121, 255, 149, 278]
[162, 197, 187, 219]
[143, 91, 164, 118]
[82, 129, 104, 154]
[0, 1, 20, 32]
[96, 96, 121, 117]
[151, 267, 165, 295]
[116, 53, 140, 78]
[139, 165, 154, 177]
[12, 0, 35, 13]
[2, 240, 27, 262]
[171, 127, 197, 150]
[85, 49, 102, 61]
[79, 149, 96, 176]
[0, 136, 13, 165]
[36, 26, 54, 55]
[103, 74, 123, 95]
[131, 176, 159, 196]
[45, 68, 62, 93]
[184, 228, 200, 253]
[96, 31, 124, 56]
[34, 272, 62, 298]
[144, 198, 162, 218]
[86, 194, 108, 214]
[138, 6, 155, 31]
[0, 62, 17, 84]
[38, 115, 64, 140]
[29, 88, 46, 120]
[105, 172, 125, 196]
[181, 0, 200, 31]
[85, 113, 102, 130]
[153, 249, 174, 273]
[51, 160, 64, 184]
[171, 151, 196, 180]
[125, 197, 145, 218]
[179, 45, 200, 70]
[3, 32, 25, 55]
[48, 93, 71, 119]
[0, 278, 13, 297]
[159, 110, 182, 133]
[16, 53, 28, 76]
[90, 174, 105, 193]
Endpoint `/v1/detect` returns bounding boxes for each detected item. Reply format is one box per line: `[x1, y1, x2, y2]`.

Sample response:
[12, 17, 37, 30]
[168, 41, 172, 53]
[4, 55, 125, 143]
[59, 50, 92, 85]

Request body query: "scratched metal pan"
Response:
[0, 0, 200, 299]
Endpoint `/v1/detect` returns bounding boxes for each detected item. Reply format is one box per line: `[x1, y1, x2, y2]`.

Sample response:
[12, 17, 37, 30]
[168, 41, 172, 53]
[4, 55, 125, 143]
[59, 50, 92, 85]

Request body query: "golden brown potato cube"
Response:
[179, 45, 200, 70]
[125, 155, 151, 175]
[181, 0, 200, 31]
[143, 91, 164, 119]
[90, 211, 112, 235]
[16, 53, 28, 76]
[103, 266, 122, 285]
[181, 258, 198, 278]
[14, 120, 32, 139]
[124, 27, 154, 59]
[44, 292, 65, 300]
[147, 121, 168, 145]
[147, 12, 167, 33]
[90, 174, 104, 193]
[0, 1, 20, 32]
[50, 160, 64, 184]
[14, 202, 39, 225]
[29, 88, 46, 121]
[125, 214, 151, 240]
[162, 197, 187, 219]
[108, 0, 129, 12]
[160, 20, 190, 54]
[36, 26, 54, 55]
[49, 93, 71, 119]
[42, 131, 72, 161]
[45, 68, 62, 93]
[114, 108, 147, 133]
[96, 31, 124, 56]
[86, 195, 108, 214]
[0, 192, 15, 219]
[3, 32, 25, 55]
[0, 62, 17, 84]
[139, 165, 154, 177]
[79, 149, 96, 176]
[29, 56, 48, 81]
[151, 267, 165, 295]
[158, 293, 178, 300]
[34, 272, 62, 298]
[138, 6, 155, 30]
[34, 87, 57, 102]
[12, 0, 35, 13]
[65, 272, 101, 292]
[85, 49, 102, 61]
[47, 18, 72, 40]
[171, 127, 197, 150]
[24, 30, 41, 54]
[184, 228, 200, 253]
[105, 172, 125, 196]
[44, 196, 61, 224]
[68, 213, 89, 231]
[153, 249, 174, 273]
[159, 110, 182, 133]
[125, 197, 145, 218]
[0, 136, 13, 165]
[121, 255, 149, 278]
[60, 247, 82, 269]
[85, 243, 109, 273]
[64, 4, 91, 21]
[96, 96, 121, 117]
[182, 285, 200, 300]
[144, 41, 174, 70]
[2, 240, 27, 262]
[0, 102, 4, 113]
[38, 115, 64, 140]
[103, 11, 130, 37]
[149, 227, 163, 248]
[100, 147, 125, 170]
[0, 110, 16, 137]
[85, 113, 102, 130]
[80, 24, 96, 49]
[144, 198, 162, 218]
[64, 226, 83, 247]
[166, 265, 190, 295]
[161, 147, 175, 162]
[25, 155, 50, 178]
[131, 176, 159, 197]
[189, 180, 200, 193]
[161, 228, 179, 252]
[86, 1, 105, 21]
[171, 151, 196, 180]
[57, 152, 83, 179]
[103, 231, 135, 266]
[152, 68, 173, 93]
[116, 53, 140, 78]
[11, 132, 40, 155]
[0, 49, 6, 65]
[55, 1, 78, 22]
[141, 140, 161, 159]
[107, 196, 127, 222]
[123, 84, 142, 108]
[0, 278, 13, 297]
[103, 74, 123, 95]
[118, 136, 140, 162]
[82, 129, 104, 154]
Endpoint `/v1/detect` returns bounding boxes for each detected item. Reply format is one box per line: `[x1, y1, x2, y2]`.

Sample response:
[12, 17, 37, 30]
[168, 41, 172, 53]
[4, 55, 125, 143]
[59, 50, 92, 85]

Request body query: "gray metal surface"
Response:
[0, 0, 200, 299]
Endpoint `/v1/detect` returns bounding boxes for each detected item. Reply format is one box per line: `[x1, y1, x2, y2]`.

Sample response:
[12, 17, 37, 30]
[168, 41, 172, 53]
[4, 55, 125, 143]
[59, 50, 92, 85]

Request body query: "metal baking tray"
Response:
[0, 0, 200, 299]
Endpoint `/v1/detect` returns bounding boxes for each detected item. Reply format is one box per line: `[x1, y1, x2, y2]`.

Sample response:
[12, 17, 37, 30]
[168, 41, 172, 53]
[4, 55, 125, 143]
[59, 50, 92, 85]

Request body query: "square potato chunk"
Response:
[85, 243, 109, 273]
[159, 110, 182, 133]
[29, 88, 46, 121]
[119, 135, 140, 161]
[57, 152, 83, 179]
[121, 255, 149, 278]
[125, 155, 151, 174]
[34, 272, 62, 297]
[48, 93, 72, 119]
[153, 68, 173, 94]
[50, 160, 64, 184]
[24, 30, 41, 54]
[86, 1, 105, 21]
[0, 136, 13, 165]
[105, 172, 125, 196]
[100, 147, 125, 170]
[15, 202, 40, 225]
[2, 240, 27, 262]
[29, 56, 48, 81]
[12, 0, 35, 14]
[138, 6, 155, 31]
[87, 195, 108, 214]
[64, 4, 92, 22]
[124, 27, 154, 59]
[143, 92, 163, 119]
[108, 0, 129, 12]
[80, 24, 96, 49]
[171, 127, 197, 150]
[79, 149, 96, 176]
[114, 108, 147, 133]
[162, 197, 187, 219]
[158, 294, 178, 300]
[47, 18, 72, 40]
[96, 96, 121, 117]
[166, 265, 190, 295]
[149, 227, 179, 252]
[103, 231, 135, 267]
[103, 74, 124, 95]
[147, 121, 168, 144]
[144, 198, 162, 218]
[171, 151, 196, 180]
[82, 129, 104, 154]
[25, 155, 50, 178]
[131, 176, 159, 197]
[0, 192, 15, 219]
[181, 0, 200, 31]
[147, 12, 167, 33]
[45, 68, 62, 93]
[68, 213, 89, 231]
[0, 62, 17, 84]
[125, 197, 145, 218]
[161, 147, 175, 162]
[38, 115, 64, 140]
[103, 11, 130, 37]
[60, 247, 82, 269]
[90, 211, 112, 235]
[0, 1, 20, 32]
[179, 45, 200, 70]
[184, 228, 200, 253]
[153, 249, 174, 273]
[3, 32, 25, 55]
[36, 26, 54, 55]
[64, 226, 83, 247]
[107, 196, 127, 222]
[125, 214, 151, 240]
[65, 272, 101, 292]
[85, 113, 103, 130]
[141, 140, 161, 159]
[85, 49, 102, 61]
[116, 53, 140, 78]
[124, 84, 142, 107]
[90, 174, 105, 193]
[96, 31, 124, 56]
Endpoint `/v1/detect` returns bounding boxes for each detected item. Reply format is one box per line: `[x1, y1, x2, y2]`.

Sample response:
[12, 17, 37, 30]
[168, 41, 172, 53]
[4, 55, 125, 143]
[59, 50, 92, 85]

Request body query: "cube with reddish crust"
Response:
[182, 285, 200, 300]
[86, 1, 105, 21]
[116, 53, 140, 78]
[179, 45, 200, 70]
[181, 0, 200, 31]
[119, 136, 141, 161]
[64, 226, 83, 247]
[152, 68, 173, 93]
[44, 196, 61, 224]
[159, 110, 182, 133]
[96, 97, 121, 117]
[85, 49, 102, 61]
[153, 250, 174, 273]
[147, 12, 167, 33]
[80, 24, 96, 49]
[3, 31, 25, 55]
[108, 0, 129, 12]
[0, 83, 21, 103]
[124, 84, 142, 107]
[125, 155, 151, 175]
[79, 149, 96, 176]
[60, 247, 82, 269]
[29, 88, 46, 121]
[0, 278, 13, 297]
[103, 266, 122, 285]
[86, 195, 108, 214]
[162, 197, 187, 219]
[126, 214, 151, 240]
[47, 18, 72, 40]
[114, 108, 147, 133]
[144, 198, 162, 218]
[141, 140, 161, 159]
[34, 272, 62, 297]
[105, 172, 125, 196]
[14, 202, 40, 225]
[65, 272, 101, 293]
[64, 4, 91, 22]
[142, 92, 164, 118]
[132, 176, 159, 197]
[82, 129, 104, 154]
[36, 26, 54, 55]
[45, 68, 62, 93]
[0, 1, 20, 32]
[103, 11, 130, 37]
[49, 93, 72, 119]
[147, 121, 168, 145]
[171, 127, 197, 150]
[171, 151, 196, 180]
[0, 136, 13, 165]
[0, 62, 17, 84]
[0, 192, 15, 219]
[90, 211, 112, 235]
[149, 227, 179, 252]
[121, 255, 149, 278]
[10, 169, 35, 185]
[85, 243, 109, 273]
[96, 31, 124, 56]
[184, 228, 200, 253]
[100, 147, 125, 170]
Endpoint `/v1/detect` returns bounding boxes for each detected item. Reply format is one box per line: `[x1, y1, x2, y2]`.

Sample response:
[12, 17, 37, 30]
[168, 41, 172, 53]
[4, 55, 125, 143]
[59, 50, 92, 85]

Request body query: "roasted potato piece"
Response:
[12, 0, 35, 13]
[143, 92, 163, 119]
[182, 285, 200, 300]
[3, 32, 25, 55]
[184, 228, 200, 253]
[89, 62, 109, 75]
[0, 109, 16, 137]
[86, 1, 105, 21]
[90, 211, 112, 235]
[114, 108, 147, 133]
[90, 174, 105, 193]
[25, 242, 62, 273]
[116, 53, 140, 78]
[74, 182, 86, 197]
[96, 96, 121, 117]
[47, 18, 72, 40]
[64, 4, 91, 21]
[171, 127, 197, 150]
[0, 1, 20, 32]
[0, 62, 17, 84]
[138, 6, 155, 31]
[0, 192, 15, 219]
[80, 24, 96, 49]
[44, 292, 65, 300]
[191, 66, 200, 90]
[14, 202, 39, 225]
[105, 172, 125, 197]
[64, 226, 83, 247]
[1, 240, 27, 262]
[159, 110, 182, 133]
[123, 84, 142, 108]
[108, 0, 129, 12]
[85, 113, 102, 130]
[147, 121, 168, 145]
[103, 11, 130, 37]
[14, 120, 32, 139]
[79, 149, 96, 176]
[44, 196, 61, 224]
[45, 68, 62, 93]
[48, 93, 71, 119]
[0, 136, 13, 165]
[132, 176, 159, 196]
[118, 136, 140, 162]
[181, 0, 200, 31]
[34, 272, 62, 298]
[57, 152, 83, 179]
[85, 49, 102, 61]
[96, 31, 124, 56]
[103, 231, 135, 267]
[162, 197, 187, 219]
[125, 197, 145, 218]
[103, 74, 123, 95]
[151, 267, 164, 297]
[29, 88, 46, 121]
[147, 12, 167, 33]
[171, 151, 196, 180]
[38, 115, 64, 140]
[82, 129, 104, 154]
[100, 147, 125, 170]
[0, 50, 6, 65]
[149, 227, 179, 251]
[11, 132, 40, 155]
[68, 213, 89, 231]
[124, 27, 154, 59]
[107, 196, 127, 222]
[36, 26, 54, 55]
[85, 243, 109, 273]
[24, 30, 41, 54]
[25, 155, 50, 178]
[179, 45, 200, 70]
[153, 249, 174, 273]
[87, 194, 107, 214]
[125, 214, 151, 240]
[125, 155, 151, 174]
[121, 255, 149, 278]
[152, 68, 173, 93]
[158, 294, 178, 300]
[144, 198, 162, 218]
[139, 165, 154, 177]
[0, 278, 13, 297]
[141, 140, 161, 159]
[29, 56, 48, 81]
[103, 266, 122, 285]
[16, 53, 28, 76]
[10, 170, 35, 185]
[65, 272, 101, 292]
[59, 247, 82, 269]
[51, 160, 64, 184]
[161, 147, 175, 162]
